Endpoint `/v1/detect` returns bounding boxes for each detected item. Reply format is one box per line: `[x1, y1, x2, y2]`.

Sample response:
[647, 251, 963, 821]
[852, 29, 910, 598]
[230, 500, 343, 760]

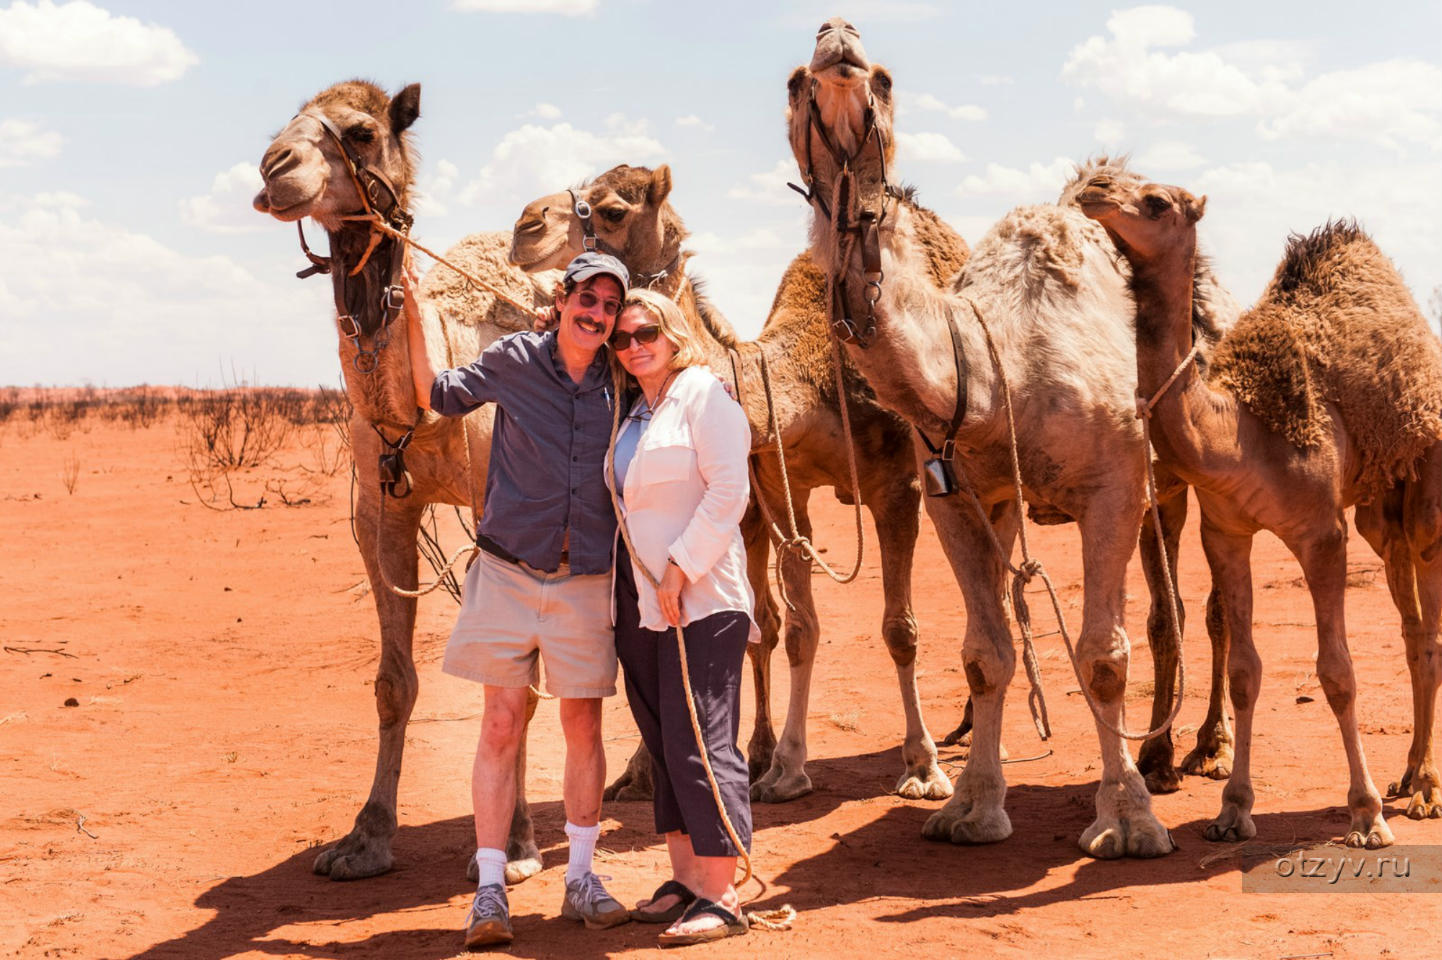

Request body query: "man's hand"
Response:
[400, 253, 423, 327]
[657, 560, 685, 627]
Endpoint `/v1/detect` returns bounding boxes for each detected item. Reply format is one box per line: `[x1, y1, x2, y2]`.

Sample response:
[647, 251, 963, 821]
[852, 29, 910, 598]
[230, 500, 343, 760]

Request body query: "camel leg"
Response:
[1199, 518, 1261, 843]
[921, 498, 1016, 845]
[866, 470, 950, 799]
[1179, 584, 1234, 780]
[1399, 468, 1442, 819]
[1075, 498, 1174, 859]
[752, 495, 821, 803]
[1135, 485, 1186, 794]
[601, 744, 654, 802]
[1292, 517, 1391, 848]
[743, 500, 781, 781]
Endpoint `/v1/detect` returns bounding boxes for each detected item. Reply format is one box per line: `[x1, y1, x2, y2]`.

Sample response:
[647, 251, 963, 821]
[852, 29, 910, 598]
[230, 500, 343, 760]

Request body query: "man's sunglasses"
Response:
[576, 290, 621, 316]
[611, 324, 662, 351]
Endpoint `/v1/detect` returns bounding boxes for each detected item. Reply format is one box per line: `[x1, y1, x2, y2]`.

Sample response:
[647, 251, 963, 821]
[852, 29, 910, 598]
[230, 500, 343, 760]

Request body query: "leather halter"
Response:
[566, 186, 683, 289]
[291, 110, 415, 373]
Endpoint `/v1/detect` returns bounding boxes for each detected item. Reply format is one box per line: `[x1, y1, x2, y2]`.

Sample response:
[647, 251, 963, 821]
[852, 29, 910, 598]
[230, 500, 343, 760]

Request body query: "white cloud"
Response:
[0, 0, 197, 86]
[0, 190, 335, 385]
[528, 102, 562, 120]
[977, 75, 1014, 87]
[908, 92, 987, 122]
[675, 114, 715, 133]
[896, 131, 965, 164]
[1259, 60, 1442, 152]
[956, 158, 1075, 203]
[1133, 140, 1205, 172]
[1062, 5, 1290, 117]
[0, 117, 61, 166]
[180, 162, 265, 235]
[414, 159, 460, 218]
[451, 0, 597, 14]
[727, 159, 802, 206]
[457, 119, 664, 206]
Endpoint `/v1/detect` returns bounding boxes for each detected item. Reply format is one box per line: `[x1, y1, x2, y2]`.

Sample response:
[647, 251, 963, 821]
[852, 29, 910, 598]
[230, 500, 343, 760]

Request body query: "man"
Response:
[403, 251, 632, 950]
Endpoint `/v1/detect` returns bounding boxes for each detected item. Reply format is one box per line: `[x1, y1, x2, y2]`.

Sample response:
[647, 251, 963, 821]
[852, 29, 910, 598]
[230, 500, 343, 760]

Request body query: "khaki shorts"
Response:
[442, 549, 617, 698]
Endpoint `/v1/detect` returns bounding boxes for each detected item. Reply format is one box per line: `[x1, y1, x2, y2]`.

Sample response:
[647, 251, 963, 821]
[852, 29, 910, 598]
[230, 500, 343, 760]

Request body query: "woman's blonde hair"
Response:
[617, 288, 708, 370]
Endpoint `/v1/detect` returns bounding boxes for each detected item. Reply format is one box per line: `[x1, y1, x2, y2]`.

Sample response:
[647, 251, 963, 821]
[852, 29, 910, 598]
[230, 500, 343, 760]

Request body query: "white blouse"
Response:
[607, 365, 756, 634]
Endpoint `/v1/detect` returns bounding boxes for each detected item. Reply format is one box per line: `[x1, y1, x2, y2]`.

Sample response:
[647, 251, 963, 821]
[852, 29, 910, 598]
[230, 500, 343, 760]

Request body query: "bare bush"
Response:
[60, 453, 81, 495]
[181, 387, 293, 470]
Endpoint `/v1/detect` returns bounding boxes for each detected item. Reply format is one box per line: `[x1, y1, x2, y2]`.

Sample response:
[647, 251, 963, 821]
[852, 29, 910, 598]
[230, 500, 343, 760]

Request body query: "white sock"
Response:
[564, 821, 600, 883]
[474, 847, 507, 889]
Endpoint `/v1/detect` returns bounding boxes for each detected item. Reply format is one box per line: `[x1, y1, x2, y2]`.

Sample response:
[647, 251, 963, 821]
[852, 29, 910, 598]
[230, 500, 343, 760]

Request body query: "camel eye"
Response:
[1143, 194, 1171, 217]
[345, 123, 375, 144]
[599, 206, 626, 223]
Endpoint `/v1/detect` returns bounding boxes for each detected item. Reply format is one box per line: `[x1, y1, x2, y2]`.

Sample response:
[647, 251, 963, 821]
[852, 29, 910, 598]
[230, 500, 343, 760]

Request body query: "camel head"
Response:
[253, 80, 419, 232]
[786, 17, 896, 214]
[1074, 170, 1206, 265]
[509, 164, 682, 281]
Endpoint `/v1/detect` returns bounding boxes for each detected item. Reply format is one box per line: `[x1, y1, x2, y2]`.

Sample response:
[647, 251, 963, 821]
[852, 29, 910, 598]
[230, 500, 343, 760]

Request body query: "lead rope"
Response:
[953, 302, 1186, 743]
[605, 383, 795, 933]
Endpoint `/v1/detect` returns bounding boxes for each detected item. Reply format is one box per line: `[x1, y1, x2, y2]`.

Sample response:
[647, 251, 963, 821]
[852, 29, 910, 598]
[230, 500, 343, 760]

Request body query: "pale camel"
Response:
[786, 19, 1172, 857]
[253, 80, 557, 881]
[510, 162, 965, 803]
[1077, 168, 1442, 839]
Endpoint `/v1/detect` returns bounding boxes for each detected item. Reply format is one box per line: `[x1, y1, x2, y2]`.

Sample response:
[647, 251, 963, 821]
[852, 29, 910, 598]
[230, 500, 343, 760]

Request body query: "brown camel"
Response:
[1077, 168, 1442, 840]
[1057, 158, 1242, 793]
[786, 19, 1173, 857]
[252, 80, 556, 881]
[510, 162, 966, 803]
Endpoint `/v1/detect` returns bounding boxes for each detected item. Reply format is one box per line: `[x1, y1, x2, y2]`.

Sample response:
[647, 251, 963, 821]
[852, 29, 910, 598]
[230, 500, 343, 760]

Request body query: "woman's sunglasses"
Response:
[611, 324, 663, 351]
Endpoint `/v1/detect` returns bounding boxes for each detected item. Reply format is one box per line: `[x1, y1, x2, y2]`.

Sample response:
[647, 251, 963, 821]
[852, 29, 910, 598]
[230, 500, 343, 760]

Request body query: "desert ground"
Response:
[2, 400, 1437, 959]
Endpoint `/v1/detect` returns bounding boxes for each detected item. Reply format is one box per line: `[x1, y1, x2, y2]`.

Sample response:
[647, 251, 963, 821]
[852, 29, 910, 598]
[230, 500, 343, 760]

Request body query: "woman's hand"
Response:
[658, 560, 685, 627]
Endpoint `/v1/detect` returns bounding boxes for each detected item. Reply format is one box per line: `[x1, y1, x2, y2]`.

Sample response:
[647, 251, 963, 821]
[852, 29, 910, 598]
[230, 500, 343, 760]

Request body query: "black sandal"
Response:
[656, 897, 748, 946]
[630, 879, 696, 924]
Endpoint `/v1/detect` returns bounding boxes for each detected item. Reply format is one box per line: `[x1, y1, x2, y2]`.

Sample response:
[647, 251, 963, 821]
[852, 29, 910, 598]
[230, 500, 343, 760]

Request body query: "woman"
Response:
[606, 288, 755, 946]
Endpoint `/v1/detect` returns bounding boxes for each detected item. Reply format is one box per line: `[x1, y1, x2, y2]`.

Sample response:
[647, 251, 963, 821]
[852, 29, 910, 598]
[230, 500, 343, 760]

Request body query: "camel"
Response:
[1076, 167, 1442, 841]
[510, 162, 965, 803]
[252, 79, 557, 881]
[785, 19, 1174, 857]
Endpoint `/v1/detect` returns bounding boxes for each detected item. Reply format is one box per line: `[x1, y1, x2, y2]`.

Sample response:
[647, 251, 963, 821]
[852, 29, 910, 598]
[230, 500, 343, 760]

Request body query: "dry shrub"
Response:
[178, 383, 350, 511]
[60, 453, 81, 495]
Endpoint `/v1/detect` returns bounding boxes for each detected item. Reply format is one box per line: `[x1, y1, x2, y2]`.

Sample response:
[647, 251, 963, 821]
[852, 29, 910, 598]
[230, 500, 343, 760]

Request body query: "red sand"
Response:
[2, 414, 1434, 959]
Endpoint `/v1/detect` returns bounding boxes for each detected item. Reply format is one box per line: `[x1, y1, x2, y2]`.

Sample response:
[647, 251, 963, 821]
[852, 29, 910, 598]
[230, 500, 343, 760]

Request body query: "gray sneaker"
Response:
[464, 883, 514, 950]
[561, 872, 631, 929]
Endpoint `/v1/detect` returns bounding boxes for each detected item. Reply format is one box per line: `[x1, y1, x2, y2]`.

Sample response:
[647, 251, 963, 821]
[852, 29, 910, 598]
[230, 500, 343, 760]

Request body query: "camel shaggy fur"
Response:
[253, 80, 559, 881]
[510, 163, 965, 803]
[786, 20, 1172, 857]
[1078, 168, 1442, 834]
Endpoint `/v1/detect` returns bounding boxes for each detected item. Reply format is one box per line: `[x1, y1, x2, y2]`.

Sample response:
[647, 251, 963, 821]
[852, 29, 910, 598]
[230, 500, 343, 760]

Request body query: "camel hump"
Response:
[1213, 221, 1442, 494]
[419, 232, 558, 341]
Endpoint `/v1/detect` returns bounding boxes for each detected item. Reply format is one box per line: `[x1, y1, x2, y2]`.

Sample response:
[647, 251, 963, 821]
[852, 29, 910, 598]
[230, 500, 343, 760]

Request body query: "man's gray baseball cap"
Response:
[563, 252, 629, 295]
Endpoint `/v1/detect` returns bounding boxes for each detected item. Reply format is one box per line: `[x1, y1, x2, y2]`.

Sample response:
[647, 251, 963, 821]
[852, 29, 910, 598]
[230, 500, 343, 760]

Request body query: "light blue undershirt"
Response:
[612, 397, 651, 501]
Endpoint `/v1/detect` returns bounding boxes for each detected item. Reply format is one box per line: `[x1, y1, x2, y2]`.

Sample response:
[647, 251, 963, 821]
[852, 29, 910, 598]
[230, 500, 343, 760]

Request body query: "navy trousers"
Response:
[614, 545, 753, 856]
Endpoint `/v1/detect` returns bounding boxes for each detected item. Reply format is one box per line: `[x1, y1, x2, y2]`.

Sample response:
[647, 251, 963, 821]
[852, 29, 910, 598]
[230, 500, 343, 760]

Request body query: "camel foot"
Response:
[920, 768, 1009, 844]
[749, 765, 813, 804]
[465, 848, 543, 886]
[1179, 738, 1234, 781]
[747, 733, 776, 783]
[1137, 745, 1181, 795]
[1080, 771, 1174, 859]
[895, 760, 954, 801]
[313, 829, 394, 881]
[1387, 769, 1442, 819]
[603, 758, 654, 802]
[938, 700, 973, 747]
[1203, 802, 1256, 843]
[1344, 809, 1394, 849]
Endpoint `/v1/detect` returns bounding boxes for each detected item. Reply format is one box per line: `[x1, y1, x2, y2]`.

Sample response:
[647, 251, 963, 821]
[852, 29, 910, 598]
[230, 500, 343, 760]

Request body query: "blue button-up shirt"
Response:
[430, 330, 616, 575]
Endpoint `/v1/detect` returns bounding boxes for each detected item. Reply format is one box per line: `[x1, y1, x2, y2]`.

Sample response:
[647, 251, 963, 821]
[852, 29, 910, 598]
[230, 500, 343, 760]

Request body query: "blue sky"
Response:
[3, 0, 1439, 386]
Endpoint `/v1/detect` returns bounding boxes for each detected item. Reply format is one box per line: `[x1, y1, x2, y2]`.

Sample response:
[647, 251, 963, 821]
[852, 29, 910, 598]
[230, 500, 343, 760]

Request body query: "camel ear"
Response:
[787, 66, 810, 102]
[648, 164, 673, 206]
[390, 83, 421, 134]
[1186, 192, 1207, 224]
